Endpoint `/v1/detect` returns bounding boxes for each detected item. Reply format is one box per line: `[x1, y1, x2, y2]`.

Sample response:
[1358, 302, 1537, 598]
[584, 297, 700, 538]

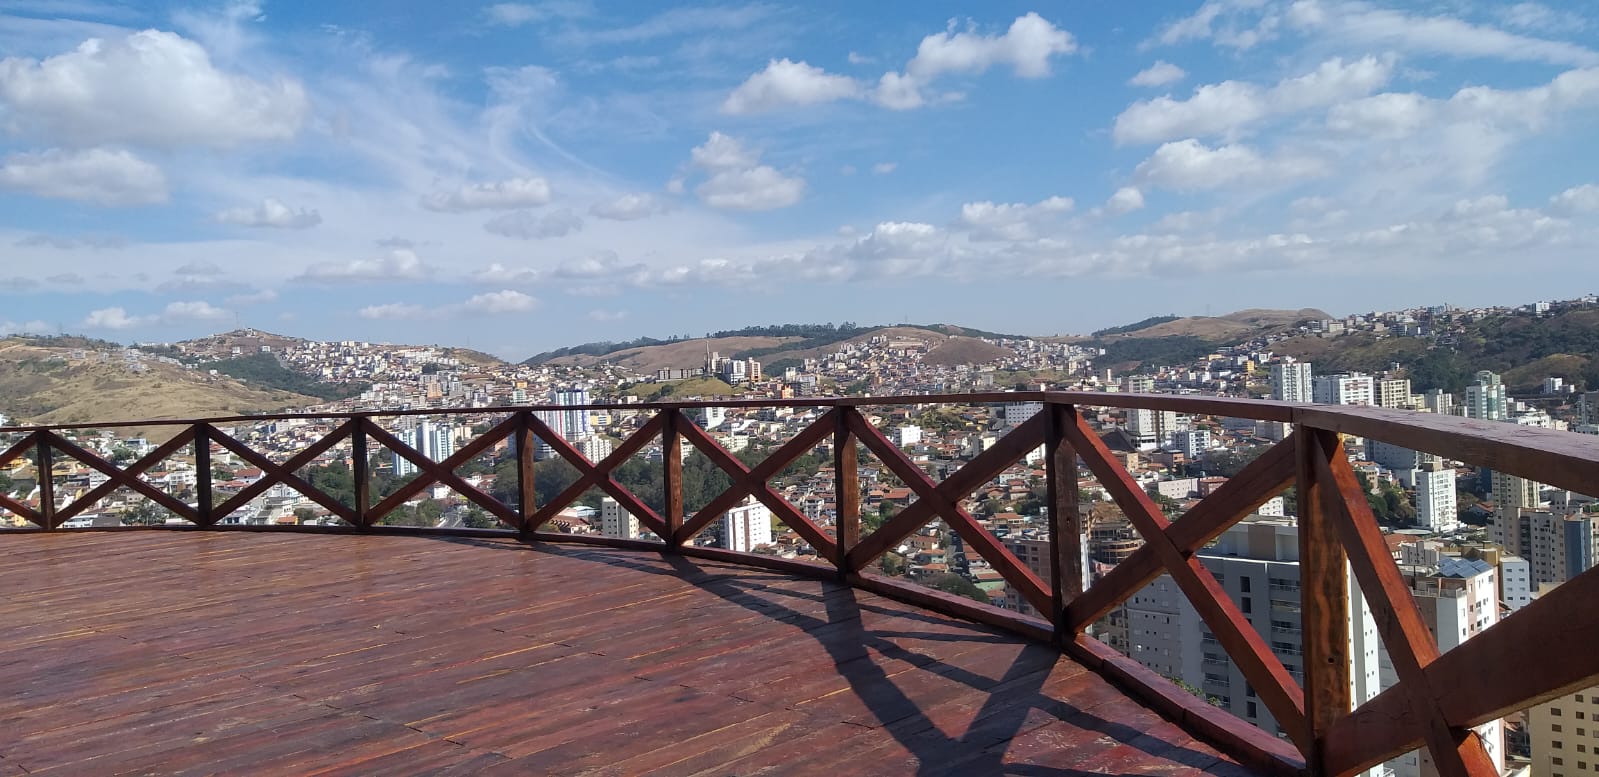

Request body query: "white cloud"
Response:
[722, 58, 862, 114]
[0, 319, 52, 336]
[1106, 186, 1146, 214]
[81, 306, 143, 330]
[590, 192, 666, 221]
[161, 300, 228, 321]
[959, 195, 1073, 241]
[1286, 0, 1599, 67]
[1498, 3, 1589, 33]
[847, 51, 874, 65]
[1549, 184, 1599, 214]
[484, 1, 589, 27]
[872, 162, 897, 175]
[296, 249, 432, 283]
[0, 29, 307, 149]
[466, 289, 538, 313]
[419, 177, 552, 212]
[1130, 60, 1186, 87]
[484, 208, 583, 239]
[587, 309, 627, 322]
[358, 303, 430, 320]
[1114, 56, 1391, 144]
[214, 197, 321, 229]
[1133, 139, 1324, 190]
[688, 132, 804, 211]
[0, 147, 166, 206]
[906, 12, 1075, 80]
[471, 263, 542, 285]
[226, 288, 278, 306]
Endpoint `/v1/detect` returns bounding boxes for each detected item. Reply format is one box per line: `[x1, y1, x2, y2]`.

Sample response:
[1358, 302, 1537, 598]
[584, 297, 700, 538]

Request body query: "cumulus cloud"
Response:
[359, 290, 538, 320]
[1133, 139, 1324, 190]
[722, 58, 862, 114]
[1130, 60, 1186, 87]
[484, 1, 589, 27]
[0, 319, 52, 336]
[226, 288, 278, 306]
[1114, 55, 1392, 144]
[0, 30, 307, 148]
[214, 197, 322, 229]
[688, 132, 804, 211]
[471, 263, 542, 285]
[959, 195, 1073, 241]
[81, 307, 143, 330]
[1285, 0, 1599, 67]
[296, 249, 432, 283]
[719, 13, 1076, 113]
[79, 300, 227, 329]
[587, 309, 627, 322]
[420, 177, 552, 212]
[1549, 184, 1599, 214]
[872, 162, 897, 175]
[0, 148, 167, 206]
[161, 300, 229, 321]
[1106, 186, 1146, 214]
[590, 192, 666, 221]
[484, 208, 583, 239]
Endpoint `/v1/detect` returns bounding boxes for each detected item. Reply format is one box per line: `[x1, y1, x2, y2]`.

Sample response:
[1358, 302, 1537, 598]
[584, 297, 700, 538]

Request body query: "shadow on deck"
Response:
[0, 531, 1255, 776]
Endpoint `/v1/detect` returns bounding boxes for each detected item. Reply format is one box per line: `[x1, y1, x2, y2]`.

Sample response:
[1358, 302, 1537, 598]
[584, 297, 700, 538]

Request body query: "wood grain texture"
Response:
[0, 531, 1253, 776]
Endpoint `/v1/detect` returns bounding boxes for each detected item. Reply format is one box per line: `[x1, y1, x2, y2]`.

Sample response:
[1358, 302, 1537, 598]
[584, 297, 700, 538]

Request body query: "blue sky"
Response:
[2, 0, 1598, 358]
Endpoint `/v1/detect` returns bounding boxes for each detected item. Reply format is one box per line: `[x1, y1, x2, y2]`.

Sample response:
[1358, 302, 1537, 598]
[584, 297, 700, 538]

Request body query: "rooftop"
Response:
[0, 531, 1248, 776]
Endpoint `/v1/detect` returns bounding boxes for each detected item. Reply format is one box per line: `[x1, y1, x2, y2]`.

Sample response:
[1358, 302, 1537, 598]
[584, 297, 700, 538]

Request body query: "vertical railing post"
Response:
[517, 411, 537, 539]
[662, 409, 683, 548]
[351, 417, 369, 529]
[195, 425, 213, 527]
[1045, 403, 1084, 645]
[1297, 426, 1350, 776]
[36, 436, 55, 530]
[833, 408, 860, 579]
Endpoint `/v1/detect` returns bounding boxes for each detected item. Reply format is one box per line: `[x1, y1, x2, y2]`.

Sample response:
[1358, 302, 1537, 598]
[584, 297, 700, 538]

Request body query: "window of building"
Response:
[1552, 756, 1563, 766]
[1578, 694, 1585, 702]
[1581, 711, 1587, 720]
[1555, 741, 1565, 749]
[1247, 701, 1257, 718]
[1554, 724, 1564, 732]
[1555, 708, 1564, 716]
[1240, 577, 1251, 592]
[1242, 597, 1252, 614]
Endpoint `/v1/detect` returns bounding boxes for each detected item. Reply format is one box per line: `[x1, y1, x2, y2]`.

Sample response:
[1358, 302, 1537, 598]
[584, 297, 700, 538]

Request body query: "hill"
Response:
[922, 337, 1013, 367]
[0, 337, 316, 427]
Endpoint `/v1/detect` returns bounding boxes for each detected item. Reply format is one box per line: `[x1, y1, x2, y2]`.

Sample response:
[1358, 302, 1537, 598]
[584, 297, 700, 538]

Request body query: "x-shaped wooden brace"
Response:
[45, 430, 199, 524]
[0, 432, 43, 525]
[672, 409, 837, 559]
[526, 411, 667, 538]
[845, 407, 1052, 615]
[1064, 435, 1297, 630]
[52, 428, 201, 524]
[364, 416, 521, 529]
[211, 421, 358, 523]
[1060, 410, 1312, 753]
[1306, 435, 1497, 777]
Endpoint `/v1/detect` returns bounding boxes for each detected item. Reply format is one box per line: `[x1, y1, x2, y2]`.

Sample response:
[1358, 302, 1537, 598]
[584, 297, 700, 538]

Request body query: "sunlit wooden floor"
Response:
[0, 531, 1254, 775]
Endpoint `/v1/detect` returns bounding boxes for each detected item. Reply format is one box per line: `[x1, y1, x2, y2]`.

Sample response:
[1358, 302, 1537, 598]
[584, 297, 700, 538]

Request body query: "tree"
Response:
[293, 507, 316, 524]
[927, 573, 990, 604]
[111, 446, 135, 464]
[880, 552, 907, 577]
[462, 505, 496, 529]
[123, 501, 165, 526]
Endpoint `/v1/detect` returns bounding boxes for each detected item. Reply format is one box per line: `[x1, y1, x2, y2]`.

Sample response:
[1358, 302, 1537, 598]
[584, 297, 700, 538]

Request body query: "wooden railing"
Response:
[2, 392, 1597, 777]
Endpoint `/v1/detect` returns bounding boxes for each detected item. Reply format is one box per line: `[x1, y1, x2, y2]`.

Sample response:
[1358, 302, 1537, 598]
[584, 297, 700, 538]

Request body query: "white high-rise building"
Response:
[1127, 408, 1178, 450]
[1312, 373, 1375, 406]
[1004, 401, 1044, 428]
[1413, 462, 1458, 533]
[537, 387, 593, 460]
[1377, 378, 1414, 409]
[1271, 361, 1314, 403]
[1491, 471, 1543, 556]
[1385, 551, 1505, 777]
[600, 496, 640, 540]
[394, 421, 455, 478]
[1125, 516, 1382, 766]
[1172, 428, 1211, 459]
[721, 495, 773, 553]
[1464, 371, 1508, 421]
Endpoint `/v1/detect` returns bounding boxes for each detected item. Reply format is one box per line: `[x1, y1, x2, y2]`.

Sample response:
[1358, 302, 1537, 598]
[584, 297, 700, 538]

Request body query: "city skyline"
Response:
[3, 1, 1599, 358]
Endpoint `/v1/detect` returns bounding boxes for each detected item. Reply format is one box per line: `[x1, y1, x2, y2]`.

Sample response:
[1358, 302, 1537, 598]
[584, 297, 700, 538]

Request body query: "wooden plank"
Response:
[209, 421, 355, 522]
[847, 411, 1047, 569]
[1065, 436, 1296, 630]
[1045, 404, 1082, 640]
[1290, 402, 1599, 498]
[1296, 427, 1351, 776]
[525, 411, 666, 537]
[363, 419, 520, 529]
[194, 427, 214, 527]
[674, 413, 837, 558]
[1311, 440, 1497, 777]
[36, 438, 54, 529]
[834, 411, 859, 574]
[46, 430, 199, 522]
[847, 411, 1050, 613]
[516, 412, 537, 537]
[662, 408, 683, 547]
[1062, 412, 1311, 754]
[351, 421, 369, 527]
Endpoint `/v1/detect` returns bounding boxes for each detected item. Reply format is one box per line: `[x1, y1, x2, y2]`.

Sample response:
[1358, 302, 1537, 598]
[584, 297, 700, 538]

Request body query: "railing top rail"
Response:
[3, 391, 1595, 495]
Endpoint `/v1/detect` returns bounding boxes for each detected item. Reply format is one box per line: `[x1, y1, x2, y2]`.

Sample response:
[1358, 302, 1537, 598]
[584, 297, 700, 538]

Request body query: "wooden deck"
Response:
[0, 531, 1256, 776]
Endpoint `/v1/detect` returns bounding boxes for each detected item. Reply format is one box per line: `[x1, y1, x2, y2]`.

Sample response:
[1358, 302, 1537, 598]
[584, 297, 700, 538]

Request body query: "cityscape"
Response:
[3, 292, 1598, 776]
